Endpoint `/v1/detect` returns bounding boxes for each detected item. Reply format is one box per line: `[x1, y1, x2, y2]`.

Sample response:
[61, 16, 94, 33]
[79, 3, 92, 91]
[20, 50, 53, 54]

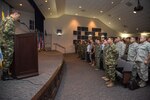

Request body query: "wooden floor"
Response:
[0, 51, 63, 100]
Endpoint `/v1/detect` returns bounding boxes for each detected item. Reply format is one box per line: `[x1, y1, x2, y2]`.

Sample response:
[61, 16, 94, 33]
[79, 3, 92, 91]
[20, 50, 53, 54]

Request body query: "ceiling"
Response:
[5, 0, 34, 13]
[5, 0, 150, 34]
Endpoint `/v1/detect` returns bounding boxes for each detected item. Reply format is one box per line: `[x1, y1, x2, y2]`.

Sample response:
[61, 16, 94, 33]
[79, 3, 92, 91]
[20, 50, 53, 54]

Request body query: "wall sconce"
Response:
[57, 29, 62, 36]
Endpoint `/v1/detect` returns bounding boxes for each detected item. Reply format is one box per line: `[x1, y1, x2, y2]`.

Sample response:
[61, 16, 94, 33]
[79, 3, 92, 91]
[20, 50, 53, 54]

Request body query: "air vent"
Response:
[125, 2, 133, 7]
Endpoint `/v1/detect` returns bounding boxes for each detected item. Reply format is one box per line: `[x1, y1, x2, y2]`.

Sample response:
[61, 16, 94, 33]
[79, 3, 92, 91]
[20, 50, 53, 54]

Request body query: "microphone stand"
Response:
[17, 20, 31, 32]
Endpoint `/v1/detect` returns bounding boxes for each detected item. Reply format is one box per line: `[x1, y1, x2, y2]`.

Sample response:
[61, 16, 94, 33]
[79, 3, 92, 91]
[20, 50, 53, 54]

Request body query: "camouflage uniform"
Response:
[77, 42, 82, 57]
[80, 42, 86, 59]
[105, 43, 118, 81]
[116, 41, 126, 58]
[127, 42, 138, 79]
[103, 44, 109, 77]
[0, 16, 15, 72]
[135, 41, 150, 82]
[95, 44, 100, 69]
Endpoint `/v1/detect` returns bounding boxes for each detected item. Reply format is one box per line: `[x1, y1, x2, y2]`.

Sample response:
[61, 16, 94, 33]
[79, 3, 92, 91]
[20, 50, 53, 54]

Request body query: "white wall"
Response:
[15, 10, 35, 34]
[44, 15, 119, 53]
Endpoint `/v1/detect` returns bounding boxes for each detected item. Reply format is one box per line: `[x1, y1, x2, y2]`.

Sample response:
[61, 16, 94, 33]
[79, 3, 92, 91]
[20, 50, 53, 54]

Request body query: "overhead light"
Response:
[133, 11, 137, 13]
[108, 22, 111, 25]
[57, 29, 62, 36]
[111, 2, 114, 4]
[75, 13, 78, 16]
[118, 18, 121, 20]
[79, 6, 82, 9]
[100, 10, 103, 13]
[19, 4, 22, 6]
[45, 0, 47, 2]
[48, 8, 50, 10]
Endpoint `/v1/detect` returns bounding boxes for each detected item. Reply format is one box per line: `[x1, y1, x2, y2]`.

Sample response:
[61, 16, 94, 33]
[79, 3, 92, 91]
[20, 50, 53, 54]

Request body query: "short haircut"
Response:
[10, 9, 21, 15]
[141, 35, 148, 39]
[130, 37, 136, 39]
[117, 36, 122, 39]
[108, 37, 114, 41]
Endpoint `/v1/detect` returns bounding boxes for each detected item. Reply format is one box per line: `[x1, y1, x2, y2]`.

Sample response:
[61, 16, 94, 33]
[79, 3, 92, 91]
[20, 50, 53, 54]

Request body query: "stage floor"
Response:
[0, 51, 63, 100]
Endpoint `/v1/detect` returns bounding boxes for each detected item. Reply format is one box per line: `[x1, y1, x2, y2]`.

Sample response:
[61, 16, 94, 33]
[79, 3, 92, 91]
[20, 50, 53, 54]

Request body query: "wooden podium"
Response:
[11, 33, 38, 79]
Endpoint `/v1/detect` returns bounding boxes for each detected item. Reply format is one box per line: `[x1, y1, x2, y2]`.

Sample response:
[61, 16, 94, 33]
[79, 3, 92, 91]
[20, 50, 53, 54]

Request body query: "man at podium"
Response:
[0, 10, 21, 80]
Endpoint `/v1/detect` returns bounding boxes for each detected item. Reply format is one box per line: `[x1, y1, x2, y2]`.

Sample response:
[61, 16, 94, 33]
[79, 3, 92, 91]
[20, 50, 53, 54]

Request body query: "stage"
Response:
[0, 51, 64, 100]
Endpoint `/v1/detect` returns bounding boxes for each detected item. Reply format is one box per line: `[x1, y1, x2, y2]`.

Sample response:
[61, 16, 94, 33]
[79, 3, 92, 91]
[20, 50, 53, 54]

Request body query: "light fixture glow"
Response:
[19, 4, 22, 6]
[133, 11, 137, 13]
[75, 13, 78, 16]
[118, 18, 121, 20]
[79, 6, 82, 9]
[100, 10, 103, 13]
[48, 8, 50, 10]
[45, 0, 47, 2]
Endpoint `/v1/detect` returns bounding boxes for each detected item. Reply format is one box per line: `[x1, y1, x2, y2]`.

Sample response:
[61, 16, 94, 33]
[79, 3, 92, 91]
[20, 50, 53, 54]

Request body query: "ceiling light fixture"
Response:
[75, 13, 78, 16]
[45, 0, 48, 3]
[100, 10, 103, 13]
[108, 22, 111, 25]
[79, 6, 82, 9]
[118, 18, 121, 20]
[133, 11, 137, 13]
[111, 2, 114, 4]
[19, 4, 22, 6]
[48, 8, 50, 10]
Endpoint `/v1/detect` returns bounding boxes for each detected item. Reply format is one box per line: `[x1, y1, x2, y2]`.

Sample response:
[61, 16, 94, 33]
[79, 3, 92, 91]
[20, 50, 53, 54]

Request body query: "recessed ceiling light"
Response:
[100, 10, 103, 13]
[111, 2, 114, 4]
[133, 11, 136, 13]
[19, 4, 22, 6]
[118, 18, 121, 20]
[79, 6, 82, 9]
[45, 0, 47, 2]
[48, 8, 50, 10]
[109, 22, 111, 24]
[75, 13, 78, 16]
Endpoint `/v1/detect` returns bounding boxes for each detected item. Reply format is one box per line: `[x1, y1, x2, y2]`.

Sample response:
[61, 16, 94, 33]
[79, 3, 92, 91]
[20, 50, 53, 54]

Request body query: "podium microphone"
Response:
[17, 20, 31, 32]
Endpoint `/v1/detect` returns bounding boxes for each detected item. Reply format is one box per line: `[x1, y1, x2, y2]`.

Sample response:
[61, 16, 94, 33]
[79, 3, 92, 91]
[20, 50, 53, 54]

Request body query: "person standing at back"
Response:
[95, 39, 101, 70]
[115, 37, 126, 58]
[135, 35, 150, 87]
[0, 10, 21, 80]
[127, 37, 138, 80]
[105, 37, 118, 87]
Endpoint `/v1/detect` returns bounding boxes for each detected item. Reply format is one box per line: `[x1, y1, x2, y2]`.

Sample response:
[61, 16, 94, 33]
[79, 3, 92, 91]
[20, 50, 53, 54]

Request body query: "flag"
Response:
[2, 10, 5, 20]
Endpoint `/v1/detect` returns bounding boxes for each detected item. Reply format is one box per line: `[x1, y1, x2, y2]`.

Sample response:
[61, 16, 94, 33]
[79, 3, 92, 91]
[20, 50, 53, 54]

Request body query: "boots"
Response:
[1, 70, 13, 81]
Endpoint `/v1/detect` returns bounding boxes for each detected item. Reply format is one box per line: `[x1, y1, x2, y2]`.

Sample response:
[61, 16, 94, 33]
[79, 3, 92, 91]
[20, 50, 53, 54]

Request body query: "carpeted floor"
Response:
[0, 51, 63, 100]
[55, 54, 150, 100]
